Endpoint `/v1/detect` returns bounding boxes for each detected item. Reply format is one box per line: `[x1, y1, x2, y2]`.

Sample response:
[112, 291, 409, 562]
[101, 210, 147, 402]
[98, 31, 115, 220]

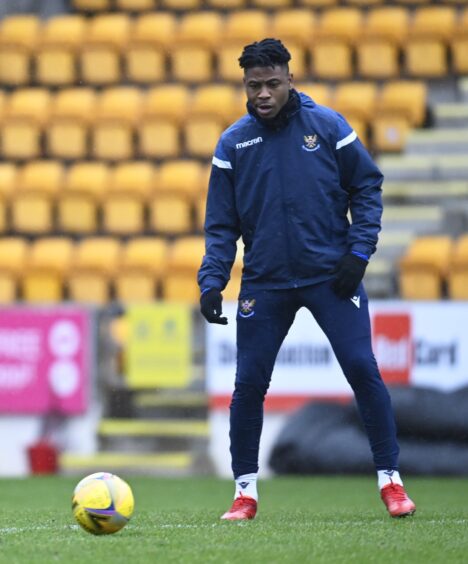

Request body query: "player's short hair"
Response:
[238, 38, 291, 71]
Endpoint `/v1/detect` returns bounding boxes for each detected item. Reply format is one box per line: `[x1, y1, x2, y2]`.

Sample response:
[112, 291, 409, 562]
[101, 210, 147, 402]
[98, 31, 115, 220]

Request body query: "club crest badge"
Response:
[239, 298, 256, 318]
[302, 133, 321, 152]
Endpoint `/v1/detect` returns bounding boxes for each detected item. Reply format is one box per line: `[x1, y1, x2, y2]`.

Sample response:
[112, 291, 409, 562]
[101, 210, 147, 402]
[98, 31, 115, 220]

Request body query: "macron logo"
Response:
[236, 136, 263, 149]
[350, 295, 360, 308]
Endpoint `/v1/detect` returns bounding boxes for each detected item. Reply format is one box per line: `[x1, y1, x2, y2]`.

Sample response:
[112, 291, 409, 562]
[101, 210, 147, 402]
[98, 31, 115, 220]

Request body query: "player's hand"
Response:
[330, 254, 368, 299]
[200, 289, 228, 324]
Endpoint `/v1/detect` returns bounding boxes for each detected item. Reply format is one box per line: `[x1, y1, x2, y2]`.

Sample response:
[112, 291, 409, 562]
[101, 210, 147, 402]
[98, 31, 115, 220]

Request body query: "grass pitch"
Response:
[1, 476, 467, 563]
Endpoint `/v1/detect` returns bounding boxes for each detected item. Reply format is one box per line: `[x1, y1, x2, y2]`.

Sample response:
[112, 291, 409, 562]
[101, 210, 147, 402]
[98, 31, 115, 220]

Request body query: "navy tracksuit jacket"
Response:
[198, 91, 399, 477]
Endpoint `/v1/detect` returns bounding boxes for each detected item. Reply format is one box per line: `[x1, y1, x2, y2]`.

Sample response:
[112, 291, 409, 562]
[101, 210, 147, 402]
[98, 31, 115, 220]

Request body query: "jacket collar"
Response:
[247, 89, 302, 131]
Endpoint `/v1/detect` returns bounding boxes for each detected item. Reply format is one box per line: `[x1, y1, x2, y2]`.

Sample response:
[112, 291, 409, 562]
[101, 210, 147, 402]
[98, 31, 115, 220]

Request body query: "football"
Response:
[72, 472, 134, 535]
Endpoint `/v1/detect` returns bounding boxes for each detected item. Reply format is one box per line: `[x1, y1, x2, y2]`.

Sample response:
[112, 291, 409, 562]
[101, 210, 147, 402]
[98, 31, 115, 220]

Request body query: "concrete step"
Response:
[459, 77, 468, 103]
[383, 181, 468, 203]
[434, 103, 468, 128]
[406, 129, 468, 155]
[382, 204, 444, 232]
[378, 154, 468, 181]
[98, 418, 209, 438]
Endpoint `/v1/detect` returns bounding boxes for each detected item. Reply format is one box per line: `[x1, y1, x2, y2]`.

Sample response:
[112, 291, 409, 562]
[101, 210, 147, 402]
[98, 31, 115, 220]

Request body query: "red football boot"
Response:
[220, 494, 257, 521]
[381, 483, 416, 518]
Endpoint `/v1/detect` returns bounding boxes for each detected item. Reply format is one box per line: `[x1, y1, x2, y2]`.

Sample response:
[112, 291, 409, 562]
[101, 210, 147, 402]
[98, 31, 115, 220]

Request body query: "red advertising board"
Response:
[0, 308, 91, 414]
[372, 313, 412, 385]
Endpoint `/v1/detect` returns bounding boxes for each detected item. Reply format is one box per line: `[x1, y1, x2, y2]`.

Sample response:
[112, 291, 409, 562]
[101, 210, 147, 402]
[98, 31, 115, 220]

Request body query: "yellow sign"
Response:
[125, 304, 192, 389]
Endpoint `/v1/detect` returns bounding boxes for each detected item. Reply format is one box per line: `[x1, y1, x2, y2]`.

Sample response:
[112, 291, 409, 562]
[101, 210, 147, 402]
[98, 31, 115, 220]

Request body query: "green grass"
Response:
[1, 476, 468, 563]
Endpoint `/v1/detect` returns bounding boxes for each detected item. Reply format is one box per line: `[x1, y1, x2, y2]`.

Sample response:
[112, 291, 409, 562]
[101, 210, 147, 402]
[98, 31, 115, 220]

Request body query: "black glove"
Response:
[331, 254, 368, 299]
[200, 289, 228, 325]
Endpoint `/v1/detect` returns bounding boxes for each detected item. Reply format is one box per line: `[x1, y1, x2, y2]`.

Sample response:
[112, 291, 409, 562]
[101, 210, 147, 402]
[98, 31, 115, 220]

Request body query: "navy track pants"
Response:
[230, 280, 400, 478]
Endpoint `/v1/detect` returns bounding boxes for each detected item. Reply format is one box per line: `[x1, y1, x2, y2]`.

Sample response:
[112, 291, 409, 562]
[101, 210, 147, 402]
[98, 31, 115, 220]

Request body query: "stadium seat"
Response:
[156, 160, 204, 200]
[223, 11, 270, 43]
[0, 15, 40, 85]
[68, 237, 121, 305]
[377, 81, 427, 127]
[1, 88, 51, 160]
[114, 237, 168, 303]
[102, 193, 145, 235]
[344, 0, 384, 5]
[206, 0, 246, 9]
[177, 12, 224, 49]
[143, 85, 190, 125]
[80, 14, 131, 85]
[92, 87, 142, 160]
[18, 160, 64, 195]
[162, 236, 206, 303]
[22, 238, 74, 303]
[315, 8, 363, 44]
[10, 192, 54, 234]
[0, 162, 18, 199]
[138, 117, 181, 159]
[148, 194, 193, 235]
[184, 117, 224, 159]
[311, 41, 353, 80]
[0, 237, 28, 303]
[66, 161, 110, 201]
[332, 82, 377, 123]
[46, 88, 96, 160]
[217, 42, 247, 82]
[410, 6, 456, 42]
[111, 161, 155, 198]
[404, 39, 448, 78]
[0, 198, 7, 233]
[448, 234, 468, 300]
[295, 83, 331, 107]
[451, 37, 468, 75]
[170, 45, 214, 83]
[270, 10, 317, 47]
[297, 0, 338, 8]
[363, 7, 409, 45]
[35, 15, 87, 86]
[356, 40, 399, 79]
[399, 236, 453, 300]
[130, 13, 176, 51]
[371, 115, 410, 153]
[116, 0, 157, 10]
[251, 0, 292, 9]
[57, 191, 98, 234]
[72, 0, 111, 10]
[190, 84, 239, 123]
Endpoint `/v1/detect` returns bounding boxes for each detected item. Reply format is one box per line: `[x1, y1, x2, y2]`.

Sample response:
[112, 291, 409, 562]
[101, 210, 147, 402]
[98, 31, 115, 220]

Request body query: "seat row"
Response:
[399, 234, 468, 300]
[0, 159, 210, 235]
[1, 9, 467, 85]
[0, 81, 426, 159]
[0, 235, 241, 305]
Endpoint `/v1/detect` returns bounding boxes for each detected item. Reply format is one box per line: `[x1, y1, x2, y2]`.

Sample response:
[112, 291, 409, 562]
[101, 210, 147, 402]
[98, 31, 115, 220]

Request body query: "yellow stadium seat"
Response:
[102, 193, 145, 235]
[116, 0, 157, 10]
[177, 12, 224, 49]
[80, 14, 131, 85]
[92, 87, 142, 160]
[399, 236, 453, 300]
[22, 238, 74, 303]
[130, 13, 177, 51]
[171, 45, 214, 83]
[1, 88, 51, 160]
[156, 160, 204, 200]
[148, 194, 193, 235]
[66, 161, 110, 201]
[363, 6, 409, 45]
[295, 83, 331, 106]
[448, 234, 468, 300]
[332, 82, 377, 123]
[0, 237, 29, 303]
[124, 46, 165, 85]
[0, 15, 39, 85]
[297, 0, 337, 7]
[57, 192, 98, 234]
[35, 15, 87, 86]
[285, 43, 307, 81]
[143, 85, 190, 125]
[0, 162, 18, 199]
[356, 40, 399, 79]
[163, 272, 200, 303]
[47, 88, 96, 159]
[377, 81, 427, 127]
[224, 11, 270, 43]
[0, 198, 7, 233]
[217, 42, 246, 82]
[311, 41, 353, 80]
[138, 118, 181, 159]
[404, 39, 448, 78]
[160, 0, 202, 10]
[190, 84, 239, 122]
[72, 0, 111, 10]
[344, 0, 384, 5]
[451, 37, 468, 75]
[371, 116, 410, 153]
[18, 160, 64, 196]
[110, 161, 155, 198]
[184, 117, 223, 159]
[410, 6, 456, 42]
[270, 9, 317, 47]
[206, 0, 246, 9]
[316, 7, 363, 44]
[114, 270, 157, 303]
[10, 192, 54, 234]
[194, 195, 206, 232]
[68, 237, 121, 304]
[251, 0, 292, 9]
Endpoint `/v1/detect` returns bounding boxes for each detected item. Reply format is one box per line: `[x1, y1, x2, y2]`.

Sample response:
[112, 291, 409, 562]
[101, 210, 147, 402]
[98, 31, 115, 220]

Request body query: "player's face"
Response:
[244, 65, 292, 120]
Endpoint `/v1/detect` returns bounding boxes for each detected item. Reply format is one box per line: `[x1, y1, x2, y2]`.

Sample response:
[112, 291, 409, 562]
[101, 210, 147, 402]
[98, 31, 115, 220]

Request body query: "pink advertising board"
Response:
[0, 307, 91, 414]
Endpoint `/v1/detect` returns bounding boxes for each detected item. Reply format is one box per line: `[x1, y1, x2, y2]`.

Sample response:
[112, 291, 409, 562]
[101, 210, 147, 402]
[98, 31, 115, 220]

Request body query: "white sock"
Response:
[378, 469, 403, 490]
[235, 473, 258, 501]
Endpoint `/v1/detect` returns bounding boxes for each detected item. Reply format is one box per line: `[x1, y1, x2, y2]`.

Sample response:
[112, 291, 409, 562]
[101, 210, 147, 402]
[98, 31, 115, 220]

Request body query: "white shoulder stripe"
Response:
[336, 130, 357, 150]
[212, 156, 232, 169]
